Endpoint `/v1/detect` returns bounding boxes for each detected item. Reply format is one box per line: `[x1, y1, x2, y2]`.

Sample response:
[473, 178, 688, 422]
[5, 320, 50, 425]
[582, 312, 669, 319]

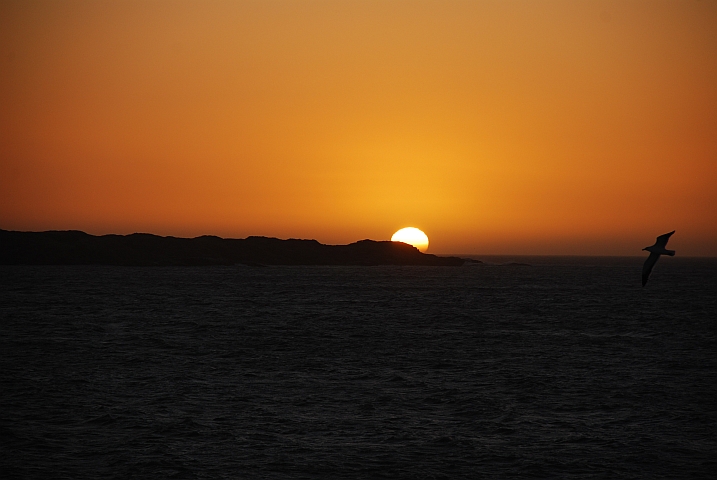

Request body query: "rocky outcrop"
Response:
[0, 229, 480, 266]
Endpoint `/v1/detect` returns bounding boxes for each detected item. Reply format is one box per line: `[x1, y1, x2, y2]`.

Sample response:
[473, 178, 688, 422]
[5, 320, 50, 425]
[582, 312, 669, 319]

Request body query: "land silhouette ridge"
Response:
[0, 229, 480, 266]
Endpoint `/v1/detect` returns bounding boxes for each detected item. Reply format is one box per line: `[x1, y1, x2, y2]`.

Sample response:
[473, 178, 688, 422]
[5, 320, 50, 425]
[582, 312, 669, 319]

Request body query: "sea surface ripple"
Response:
[1, 258, 715, 478]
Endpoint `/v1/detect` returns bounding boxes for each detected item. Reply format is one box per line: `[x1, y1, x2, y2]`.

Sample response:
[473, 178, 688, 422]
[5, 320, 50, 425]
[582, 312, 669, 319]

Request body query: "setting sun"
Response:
[391, 227, 429, 253]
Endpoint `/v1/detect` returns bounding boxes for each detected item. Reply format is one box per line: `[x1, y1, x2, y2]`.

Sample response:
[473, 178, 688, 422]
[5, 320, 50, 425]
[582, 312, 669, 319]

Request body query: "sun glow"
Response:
[391, 227, 429, 252]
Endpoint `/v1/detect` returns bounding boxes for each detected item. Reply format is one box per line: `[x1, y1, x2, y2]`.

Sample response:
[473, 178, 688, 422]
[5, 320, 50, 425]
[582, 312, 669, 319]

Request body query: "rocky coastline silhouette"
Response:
[0, 229, 478, 266]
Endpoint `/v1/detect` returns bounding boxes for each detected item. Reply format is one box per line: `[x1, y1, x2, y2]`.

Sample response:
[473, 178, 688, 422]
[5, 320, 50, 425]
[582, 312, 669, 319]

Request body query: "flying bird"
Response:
[642, 230, 675, 287]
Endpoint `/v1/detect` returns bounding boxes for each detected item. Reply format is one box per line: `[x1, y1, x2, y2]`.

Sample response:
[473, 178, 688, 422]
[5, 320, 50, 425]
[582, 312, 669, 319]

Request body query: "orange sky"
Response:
[1, 0, 716, 255]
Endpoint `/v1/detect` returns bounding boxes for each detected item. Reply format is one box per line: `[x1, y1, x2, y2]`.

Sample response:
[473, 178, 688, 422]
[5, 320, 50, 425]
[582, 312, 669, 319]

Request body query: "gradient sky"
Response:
[1, 0, 715, 255]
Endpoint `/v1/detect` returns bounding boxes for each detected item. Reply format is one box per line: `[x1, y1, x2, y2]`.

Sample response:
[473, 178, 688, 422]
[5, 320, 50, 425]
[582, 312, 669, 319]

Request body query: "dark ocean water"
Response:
[1, 257, 715, 479]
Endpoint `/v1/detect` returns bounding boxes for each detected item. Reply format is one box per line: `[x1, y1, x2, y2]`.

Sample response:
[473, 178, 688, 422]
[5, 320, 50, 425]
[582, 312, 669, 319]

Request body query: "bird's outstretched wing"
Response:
[642, 252, 660, 287]
[655, 230, 675, 248]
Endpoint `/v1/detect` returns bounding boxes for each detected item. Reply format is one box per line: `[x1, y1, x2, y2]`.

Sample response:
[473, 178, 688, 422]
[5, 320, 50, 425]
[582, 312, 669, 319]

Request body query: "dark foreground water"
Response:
[1, 257, 715, 479]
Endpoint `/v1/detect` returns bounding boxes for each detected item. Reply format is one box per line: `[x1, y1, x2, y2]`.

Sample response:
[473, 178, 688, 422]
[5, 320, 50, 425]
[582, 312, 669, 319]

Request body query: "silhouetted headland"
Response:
[0, 229, 480, 266]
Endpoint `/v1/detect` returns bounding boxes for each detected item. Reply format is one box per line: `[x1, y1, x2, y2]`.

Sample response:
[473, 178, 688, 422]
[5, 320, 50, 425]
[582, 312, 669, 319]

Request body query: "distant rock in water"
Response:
[0, 229, 480, 267]
[463, 260, 531, 267]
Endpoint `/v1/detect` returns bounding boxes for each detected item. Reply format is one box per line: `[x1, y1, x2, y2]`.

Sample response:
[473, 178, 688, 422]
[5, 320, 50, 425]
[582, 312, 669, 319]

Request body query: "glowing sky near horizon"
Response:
[1, 0, 716, 255]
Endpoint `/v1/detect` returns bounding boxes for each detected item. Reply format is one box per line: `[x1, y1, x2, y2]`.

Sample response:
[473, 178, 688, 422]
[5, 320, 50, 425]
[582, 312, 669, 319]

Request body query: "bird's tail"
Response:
[666, 249, 675, 256]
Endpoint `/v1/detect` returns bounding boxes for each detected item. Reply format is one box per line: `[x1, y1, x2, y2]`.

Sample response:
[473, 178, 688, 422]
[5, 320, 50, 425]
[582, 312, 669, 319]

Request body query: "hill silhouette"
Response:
[0, 229, 478, 266]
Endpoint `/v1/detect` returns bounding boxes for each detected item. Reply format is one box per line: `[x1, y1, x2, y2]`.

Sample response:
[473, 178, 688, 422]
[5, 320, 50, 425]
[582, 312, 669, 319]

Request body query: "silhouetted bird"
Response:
[642, 230, 675, 286]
